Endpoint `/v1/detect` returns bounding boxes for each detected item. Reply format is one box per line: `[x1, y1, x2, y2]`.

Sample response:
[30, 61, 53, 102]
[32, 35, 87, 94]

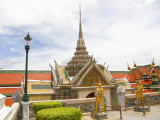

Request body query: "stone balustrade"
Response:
[7, 103, 20, 120]
[0, 94, 12, 120]
[125, 92, 160, 107]
[29, 98, 96, 118]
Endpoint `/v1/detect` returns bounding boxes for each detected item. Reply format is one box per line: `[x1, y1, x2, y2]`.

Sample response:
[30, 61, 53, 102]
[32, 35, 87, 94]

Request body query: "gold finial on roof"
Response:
[147, 58, 155, 75]
[127, 63, 131, 70]
[79, 4, 83, 38]
[152, 57, 155, 66]
[133, 59, 137, 67]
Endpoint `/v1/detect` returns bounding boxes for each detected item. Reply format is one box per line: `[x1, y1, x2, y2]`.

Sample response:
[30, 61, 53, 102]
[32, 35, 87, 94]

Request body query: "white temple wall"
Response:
[77, 88, 111, 107]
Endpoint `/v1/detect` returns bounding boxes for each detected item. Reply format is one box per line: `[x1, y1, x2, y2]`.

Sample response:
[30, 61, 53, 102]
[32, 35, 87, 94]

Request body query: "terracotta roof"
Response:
[139, 66, 150, 75]
[0, 88, 21, 94]
[111, 72, 127, 79]
[5, 98, 13, 106]
[0, 73, 23, 85]
[110, 72, 135, 82]
[0, 70, 51, 85]
[132, 69, 141, 78]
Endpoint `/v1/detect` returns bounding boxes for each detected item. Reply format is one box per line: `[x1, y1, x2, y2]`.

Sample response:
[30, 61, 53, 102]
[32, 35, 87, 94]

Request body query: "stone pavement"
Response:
[81, 105, 160, 120]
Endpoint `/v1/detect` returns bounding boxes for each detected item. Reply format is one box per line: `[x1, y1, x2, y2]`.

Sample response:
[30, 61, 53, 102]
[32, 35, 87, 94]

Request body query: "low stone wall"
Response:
[125, 92, 160, 107]
[7, 103, 20, 120]
[29, 98, 96, 118]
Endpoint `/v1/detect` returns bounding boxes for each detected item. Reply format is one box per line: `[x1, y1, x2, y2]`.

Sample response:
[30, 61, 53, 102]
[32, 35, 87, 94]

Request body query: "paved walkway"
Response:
[81, 105, 160, 120]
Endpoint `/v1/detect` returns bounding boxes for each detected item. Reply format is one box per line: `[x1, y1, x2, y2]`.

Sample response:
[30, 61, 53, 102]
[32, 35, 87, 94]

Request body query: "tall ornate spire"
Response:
[79, 4, 83, 38]
[76, 4, 86, 51]
[66, 5, 91, 76]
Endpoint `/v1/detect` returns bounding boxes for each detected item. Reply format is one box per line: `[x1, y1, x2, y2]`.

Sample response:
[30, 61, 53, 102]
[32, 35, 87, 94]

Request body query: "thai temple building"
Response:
[52, 8, 118, 108]
[0, 7, 160, 108]
[111, 59, 160, 93]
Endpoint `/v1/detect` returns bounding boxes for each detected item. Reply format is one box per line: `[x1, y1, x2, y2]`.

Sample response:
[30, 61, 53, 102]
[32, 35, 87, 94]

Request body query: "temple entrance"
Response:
[86, 92, 96, 98]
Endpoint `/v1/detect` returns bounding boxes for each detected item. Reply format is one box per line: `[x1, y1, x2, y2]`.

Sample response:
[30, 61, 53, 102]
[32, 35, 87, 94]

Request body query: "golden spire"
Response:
[133, 59, 137, 67]
[127, 63, 131, 70]
[127, 63, 138, 79]
[79, 4, 83, 38]
[152, 58, 155, 66]
[133, 59, 143, 76]
[147, 58, 155, 75]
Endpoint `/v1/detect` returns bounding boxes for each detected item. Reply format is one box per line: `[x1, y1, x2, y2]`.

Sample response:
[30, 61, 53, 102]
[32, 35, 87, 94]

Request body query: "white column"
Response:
[22, 102, 30, 120]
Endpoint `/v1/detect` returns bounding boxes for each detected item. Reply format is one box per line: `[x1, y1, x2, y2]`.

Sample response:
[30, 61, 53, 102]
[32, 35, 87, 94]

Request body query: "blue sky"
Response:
[0, 0, 160, 71]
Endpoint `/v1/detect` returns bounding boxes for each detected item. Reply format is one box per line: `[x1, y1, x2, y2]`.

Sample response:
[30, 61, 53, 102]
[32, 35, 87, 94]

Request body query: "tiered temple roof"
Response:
[66, 6, 91, 76]
[111, 60, 160, 93]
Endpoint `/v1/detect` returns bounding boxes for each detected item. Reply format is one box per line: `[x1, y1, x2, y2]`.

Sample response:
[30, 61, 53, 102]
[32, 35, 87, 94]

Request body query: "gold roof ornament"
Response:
[133, 59, 143, 76]
[133, 59, 137, 68]
[147, 58, 155, 75]
[152, 58, 155, 66]
[127, 63, 131, 71]
[127, 63, 138, 80]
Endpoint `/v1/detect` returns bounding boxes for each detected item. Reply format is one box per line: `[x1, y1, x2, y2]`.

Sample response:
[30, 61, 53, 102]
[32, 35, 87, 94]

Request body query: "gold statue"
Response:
[136, 80, 144, 107]
[95, 82, 104, 112]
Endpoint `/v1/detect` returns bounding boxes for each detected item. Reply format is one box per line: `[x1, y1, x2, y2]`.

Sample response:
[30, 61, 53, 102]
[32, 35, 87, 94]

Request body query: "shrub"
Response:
[33, 102, 62, 114]
[36, 107, 81, 120]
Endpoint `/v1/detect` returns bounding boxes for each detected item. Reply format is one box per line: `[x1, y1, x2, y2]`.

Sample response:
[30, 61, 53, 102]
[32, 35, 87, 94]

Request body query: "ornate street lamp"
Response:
[23, 33, 32, 102]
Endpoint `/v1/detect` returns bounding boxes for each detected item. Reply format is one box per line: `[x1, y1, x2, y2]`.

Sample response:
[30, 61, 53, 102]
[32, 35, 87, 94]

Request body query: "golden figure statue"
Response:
[136, 80, 144, 107]
[95, 82, 104, 112]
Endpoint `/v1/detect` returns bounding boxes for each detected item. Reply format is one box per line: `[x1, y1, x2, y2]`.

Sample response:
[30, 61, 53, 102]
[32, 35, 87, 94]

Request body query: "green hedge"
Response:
[36, 107, 81, 120]
[33, 102, 62, 114]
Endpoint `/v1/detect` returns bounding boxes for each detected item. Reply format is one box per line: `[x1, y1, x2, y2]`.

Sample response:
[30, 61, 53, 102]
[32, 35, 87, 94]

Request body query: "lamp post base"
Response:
[22, 102, 30, 120]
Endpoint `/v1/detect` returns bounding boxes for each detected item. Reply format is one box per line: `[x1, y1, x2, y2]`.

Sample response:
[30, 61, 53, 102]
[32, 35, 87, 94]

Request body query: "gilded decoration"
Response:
[95, 82, 104, 112]
[80, 68, 108, 87]
[136, 80, 144, 107]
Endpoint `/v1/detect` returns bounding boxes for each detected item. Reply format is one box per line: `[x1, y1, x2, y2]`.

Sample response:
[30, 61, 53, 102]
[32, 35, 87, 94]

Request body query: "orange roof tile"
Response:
[111, 73, 127, 79]
[5, 98, 12, 106]
[127, 73, 135, 82]
[0, 88, 21, 94]
[28, 73, 51, 81]
[141, 80, 152, 84]
[0, 70, 51, 85]
[0, 73, 23, 84]
[111, 72, 135, 82]
[132, 69, 141, 78]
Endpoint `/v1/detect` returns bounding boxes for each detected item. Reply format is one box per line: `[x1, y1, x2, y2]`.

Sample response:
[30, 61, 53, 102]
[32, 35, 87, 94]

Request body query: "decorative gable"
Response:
[70, 60, 112, 87]
[80, 67, 108, 87]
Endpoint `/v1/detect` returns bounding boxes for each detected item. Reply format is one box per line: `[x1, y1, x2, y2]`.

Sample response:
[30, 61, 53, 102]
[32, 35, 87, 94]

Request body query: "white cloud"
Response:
[10, 47, 15, 52]
[0, 0, 160, 71]
[144, 0, 155, 6]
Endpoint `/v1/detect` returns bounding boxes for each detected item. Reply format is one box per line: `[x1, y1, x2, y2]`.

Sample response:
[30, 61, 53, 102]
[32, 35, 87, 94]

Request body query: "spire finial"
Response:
[79, 4, 83, 38]
[133, 59, 137, 67]
[152, 57, 155, 66]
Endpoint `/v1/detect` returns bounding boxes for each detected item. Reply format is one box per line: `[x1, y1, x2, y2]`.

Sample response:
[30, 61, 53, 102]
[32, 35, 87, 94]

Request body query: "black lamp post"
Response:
[23, 33, 32, 102]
